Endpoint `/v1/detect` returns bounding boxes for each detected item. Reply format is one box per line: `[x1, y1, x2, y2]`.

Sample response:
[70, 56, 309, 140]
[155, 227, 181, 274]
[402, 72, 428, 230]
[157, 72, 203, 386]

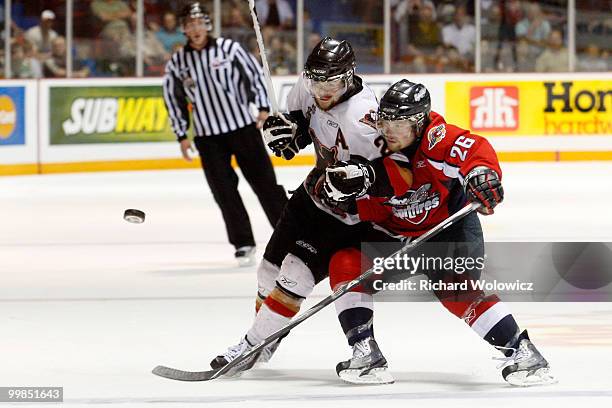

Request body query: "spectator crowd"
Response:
[392, 0, 609, 73]
[392, 0, 478, 73]
[1, 0, 609, 78]
[3, 1, 186, 78]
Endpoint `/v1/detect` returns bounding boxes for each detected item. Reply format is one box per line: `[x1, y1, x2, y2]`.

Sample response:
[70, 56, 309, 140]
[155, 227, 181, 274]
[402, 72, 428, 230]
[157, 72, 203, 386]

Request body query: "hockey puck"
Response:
[124, 209, 146, 224]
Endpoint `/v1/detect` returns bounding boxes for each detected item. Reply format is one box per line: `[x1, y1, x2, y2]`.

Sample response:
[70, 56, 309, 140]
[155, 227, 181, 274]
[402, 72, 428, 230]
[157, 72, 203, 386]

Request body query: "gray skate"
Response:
[496, 330, 557, 386]
[336, 337, 395, 384]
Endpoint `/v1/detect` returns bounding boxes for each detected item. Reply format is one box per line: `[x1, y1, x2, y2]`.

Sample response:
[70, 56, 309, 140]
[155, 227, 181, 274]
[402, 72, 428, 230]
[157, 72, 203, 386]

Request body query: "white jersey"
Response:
[286, 75, 405, 224]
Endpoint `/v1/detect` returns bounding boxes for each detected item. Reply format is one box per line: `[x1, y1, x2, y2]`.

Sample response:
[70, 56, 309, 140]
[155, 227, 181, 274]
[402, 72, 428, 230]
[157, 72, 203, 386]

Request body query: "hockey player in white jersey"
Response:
[209, 37, 399, 382]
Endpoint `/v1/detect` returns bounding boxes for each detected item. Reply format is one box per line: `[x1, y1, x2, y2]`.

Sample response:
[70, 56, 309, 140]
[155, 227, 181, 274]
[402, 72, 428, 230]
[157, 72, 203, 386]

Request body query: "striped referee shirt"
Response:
[163, 37, 270, 139]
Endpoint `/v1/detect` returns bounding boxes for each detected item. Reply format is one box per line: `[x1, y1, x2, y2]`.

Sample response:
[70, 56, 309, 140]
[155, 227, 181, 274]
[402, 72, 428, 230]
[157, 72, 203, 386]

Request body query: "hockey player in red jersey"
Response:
[321, 80, 556, 386]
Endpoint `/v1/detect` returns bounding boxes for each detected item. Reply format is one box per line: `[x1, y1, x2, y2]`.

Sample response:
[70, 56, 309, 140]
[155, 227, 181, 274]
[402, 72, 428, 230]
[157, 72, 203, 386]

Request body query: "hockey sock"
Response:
[484, 314, 521, 356]
[442, 294, 520, 357]
[255, 258, 281, 313]
[247, 286, 303, 344]
[329, 248, 375, 346]
[255, 291, 266, 313]
[338, 307, 374, 346]
[247, 254, 314, 344]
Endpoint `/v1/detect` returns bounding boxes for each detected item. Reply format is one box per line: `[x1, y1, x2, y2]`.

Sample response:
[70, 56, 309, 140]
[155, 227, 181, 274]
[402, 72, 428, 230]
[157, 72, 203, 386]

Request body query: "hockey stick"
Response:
[152, 202, 481, 381]
[247, 0, 279, 113]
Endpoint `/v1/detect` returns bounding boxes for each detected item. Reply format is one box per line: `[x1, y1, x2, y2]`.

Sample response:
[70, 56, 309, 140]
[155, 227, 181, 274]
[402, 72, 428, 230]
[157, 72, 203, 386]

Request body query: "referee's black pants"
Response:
[194, 124, 288, 249]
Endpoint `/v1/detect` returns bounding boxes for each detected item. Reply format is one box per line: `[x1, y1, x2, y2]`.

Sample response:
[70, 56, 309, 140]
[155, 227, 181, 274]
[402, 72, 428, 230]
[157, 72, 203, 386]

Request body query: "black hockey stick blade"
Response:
[152, 365, 219, 381]
[152, 202, 481, 382]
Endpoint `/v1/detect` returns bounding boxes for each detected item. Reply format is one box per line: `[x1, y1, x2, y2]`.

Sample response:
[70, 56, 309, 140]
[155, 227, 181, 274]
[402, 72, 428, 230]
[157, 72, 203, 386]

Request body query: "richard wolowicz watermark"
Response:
[372, 277, 534, 292]
[370, 252, 534, 293]
[363, 242, 612, 301]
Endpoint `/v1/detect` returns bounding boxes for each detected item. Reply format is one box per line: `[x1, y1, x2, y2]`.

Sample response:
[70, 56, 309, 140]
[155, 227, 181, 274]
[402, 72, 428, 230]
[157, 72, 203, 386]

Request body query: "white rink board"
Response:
[39, 72, 612, 164]
[1, 72, 610, 169]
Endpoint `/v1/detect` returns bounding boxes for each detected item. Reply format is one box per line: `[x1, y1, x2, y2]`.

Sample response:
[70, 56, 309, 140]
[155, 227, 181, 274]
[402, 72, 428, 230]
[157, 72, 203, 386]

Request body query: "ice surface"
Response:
[1, 163, 611, 407]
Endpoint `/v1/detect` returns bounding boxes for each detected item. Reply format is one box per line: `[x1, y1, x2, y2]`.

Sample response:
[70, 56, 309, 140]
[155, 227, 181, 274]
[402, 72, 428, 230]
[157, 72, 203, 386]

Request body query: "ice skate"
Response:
[336, 337, 394, 384]
[235, 246, 256, 267]
[495, 330, 557, 386]
[210, 336, 260, 377]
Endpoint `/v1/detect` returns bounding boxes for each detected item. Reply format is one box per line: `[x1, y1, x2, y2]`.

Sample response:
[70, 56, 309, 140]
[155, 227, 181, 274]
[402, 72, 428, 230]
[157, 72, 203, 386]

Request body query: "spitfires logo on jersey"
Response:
[427, 124, 446, 150]
[470, 86, 519, 131]
[384, 183, 440, 224]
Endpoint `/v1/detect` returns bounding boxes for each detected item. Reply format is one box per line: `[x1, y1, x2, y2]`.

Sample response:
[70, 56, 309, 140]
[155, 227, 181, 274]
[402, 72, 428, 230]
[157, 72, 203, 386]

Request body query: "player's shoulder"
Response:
[287, 75, 313, 109]
[419, 111, 471, 158]
[335, 79, 378, 125]
[293, 74, 308, 91]
[347, 79, 378, 112]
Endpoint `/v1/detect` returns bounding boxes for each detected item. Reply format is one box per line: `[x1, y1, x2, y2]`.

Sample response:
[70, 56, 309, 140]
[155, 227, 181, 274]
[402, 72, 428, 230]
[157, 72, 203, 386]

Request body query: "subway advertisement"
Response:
[0, 86, 26, 146]
[445, 80, 611, 137]
[49, 85, 176, 145]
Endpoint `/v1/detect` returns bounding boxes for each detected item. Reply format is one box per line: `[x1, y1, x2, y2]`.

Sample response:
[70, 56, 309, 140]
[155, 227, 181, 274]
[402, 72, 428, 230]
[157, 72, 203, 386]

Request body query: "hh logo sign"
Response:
[470, 86, 519, 131]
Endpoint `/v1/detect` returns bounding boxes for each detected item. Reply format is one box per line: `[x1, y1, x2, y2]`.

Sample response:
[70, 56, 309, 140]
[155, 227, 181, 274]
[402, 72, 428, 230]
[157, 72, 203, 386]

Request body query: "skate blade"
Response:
[506, 367, 558, 387]
[339, 368, 395, 385]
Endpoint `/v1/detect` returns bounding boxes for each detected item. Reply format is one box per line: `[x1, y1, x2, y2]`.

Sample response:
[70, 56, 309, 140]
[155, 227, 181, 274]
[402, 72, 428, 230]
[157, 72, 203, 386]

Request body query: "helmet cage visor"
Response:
[376, 111, 425, 139]
[303, 70, 353, 100]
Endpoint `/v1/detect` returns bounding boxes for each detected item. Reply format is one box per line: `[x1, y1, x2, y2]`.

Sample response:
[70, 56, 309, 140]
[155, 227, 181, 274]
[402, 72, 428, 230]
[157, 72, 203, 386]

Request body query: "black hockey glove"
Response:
[322, 160, 376, 203]
[262, 113, 310, 160]
[464, 166, 504, 215]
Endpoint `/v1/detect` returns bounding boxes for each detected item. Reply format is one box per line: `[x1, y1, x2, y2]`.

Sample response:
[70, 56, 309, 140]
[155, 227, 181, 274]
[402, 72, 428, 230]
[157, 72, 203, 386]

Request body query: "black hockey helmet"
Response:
[304, 37, 356, 81]
[377, 80, 431, 141]
[303, 37, 356, 105]
[179, 1, 212, 31]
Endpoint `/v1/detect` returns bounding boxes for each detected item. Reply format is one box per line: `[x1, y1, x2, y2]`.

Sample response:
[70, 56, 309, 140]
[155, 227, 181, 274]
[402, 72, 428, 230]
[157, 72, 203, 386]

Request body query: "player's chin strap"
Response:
[207, 202, 482, 380]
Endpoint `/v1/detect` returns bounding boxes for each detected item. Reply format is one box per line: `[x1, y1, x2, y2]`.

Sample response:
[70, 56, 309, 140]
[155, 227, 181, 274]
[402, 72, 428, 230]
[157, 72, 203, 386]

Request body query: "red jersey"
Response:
[356, 111, 501, 237]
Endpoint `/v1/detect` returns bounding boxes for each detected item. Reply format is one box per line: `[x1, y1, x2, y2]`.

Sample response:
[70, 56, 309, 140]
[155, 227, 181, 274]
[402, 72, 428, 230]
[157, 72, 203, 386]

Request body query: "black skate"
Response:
[496, 330, 557, 386]
[336, 337, 394, 384]
[235, 246, 256, 267]
[210, 336, 260, 377]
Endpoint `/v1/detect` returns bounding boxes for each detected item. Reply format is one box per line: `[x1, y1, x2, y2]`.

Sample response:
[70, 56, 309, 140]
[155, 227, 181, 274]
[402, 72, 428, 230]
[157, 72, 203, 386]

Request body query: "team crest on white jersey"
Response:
[384, 183, 440, 224]
[427, 124, 446, 150]
[358, 109, 377, 130]
[306, 104, 316, 120]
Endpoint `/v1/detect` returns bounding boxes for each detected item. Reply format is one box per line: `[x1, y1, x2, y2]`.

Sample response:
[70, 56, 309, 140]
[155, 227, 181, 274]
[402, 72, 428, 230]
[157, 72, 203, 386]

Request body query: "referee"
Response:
[163, 2, 287, 267]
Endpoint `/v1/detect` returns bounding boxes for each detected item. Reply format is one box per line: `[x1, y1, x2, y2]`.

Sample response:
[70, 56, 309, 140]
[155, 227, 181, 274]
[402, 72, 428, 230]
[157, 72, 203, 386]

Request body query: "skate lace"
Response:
[224, 338, 249, 361]
[353, 338, 372, 359]
[493, 341, 531, 369]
